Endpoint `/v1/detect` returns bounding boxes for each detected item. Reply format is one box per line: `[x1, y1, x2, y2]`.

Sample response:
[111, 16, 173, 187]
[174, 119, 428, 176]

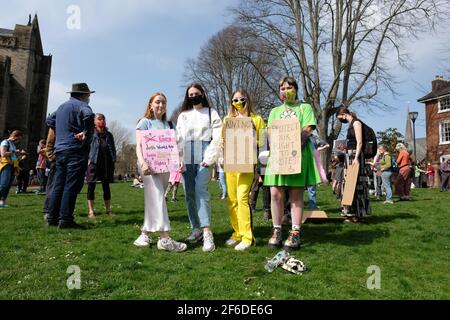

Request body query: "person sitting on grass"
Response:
[131, 175, 143, 188]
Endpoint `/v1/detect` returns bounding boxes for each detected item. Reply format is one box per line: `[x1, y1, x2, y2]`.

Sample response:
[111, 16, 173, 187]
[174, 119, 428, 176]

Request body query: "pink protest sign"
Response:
[140, 129, 180, 173]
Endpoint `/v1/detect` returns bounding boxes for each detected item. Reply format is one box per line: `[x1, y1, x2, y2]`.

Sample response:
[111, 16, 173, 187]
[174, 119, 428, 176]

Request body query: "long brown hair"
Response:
[228, 88, 255, 117]
[144, 93, 167, 121]
[180, 83, 211, 112]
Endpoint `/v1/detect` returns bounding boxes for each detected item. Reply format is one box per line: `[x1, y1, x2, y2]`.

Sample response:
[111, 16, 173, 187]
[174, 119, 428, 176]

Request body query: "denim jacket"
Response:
[88, 130, 116, 164]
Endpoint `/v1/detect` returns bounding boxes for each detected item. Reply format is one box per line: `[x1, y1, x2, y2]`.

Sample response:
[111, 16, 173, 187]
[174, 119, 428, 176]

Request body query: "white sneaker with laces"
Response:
[225, 238, 238, 247]
[134, 233, 151, 247]
[202, 231, 215, 252]
[234, 242, 251, 251]
[157, 238, 187, 253]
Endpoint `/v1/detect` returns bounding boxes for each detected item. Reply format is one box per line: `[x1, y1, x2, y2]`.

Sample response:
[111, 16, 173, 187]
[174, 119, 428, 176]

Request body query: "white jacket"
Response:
[176, 107, 223, 166]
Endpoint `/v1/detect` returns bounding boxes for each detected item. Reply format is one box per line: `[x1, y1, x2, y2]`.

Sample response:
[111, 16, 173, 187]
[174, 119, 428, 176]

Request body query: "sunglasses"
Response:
[232, 98, 247, 103]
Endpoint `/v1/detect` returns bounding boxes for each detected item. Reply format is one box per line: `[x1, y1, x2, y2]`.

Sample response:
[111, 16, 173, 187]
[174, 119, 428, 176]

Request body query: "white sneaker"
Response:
[157, 238, 187, 253]
[235, 242, 251, 251]
[134, 233, 151, 247]
[202, 231, 215, 252]
[225, 238, 238, 247]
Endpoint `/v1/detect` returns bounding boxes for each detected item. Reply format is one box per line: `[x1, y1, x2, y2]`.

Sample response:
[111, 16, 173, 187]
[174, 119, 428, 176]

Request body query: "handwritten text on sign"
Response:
[269, 118, 301, 175]
[224, 117, 256, 173]
[140, 129, 180, 174]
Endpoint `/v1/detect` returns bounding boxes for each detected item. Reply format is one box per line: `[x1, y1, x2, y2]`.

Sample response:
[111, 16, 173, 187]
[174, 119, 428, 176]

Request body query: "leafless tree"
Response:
[184, 25, 283, 119]
[233, 0, 448, 164]
[115, 143, 138, 177]
[108, 120, 132, 154]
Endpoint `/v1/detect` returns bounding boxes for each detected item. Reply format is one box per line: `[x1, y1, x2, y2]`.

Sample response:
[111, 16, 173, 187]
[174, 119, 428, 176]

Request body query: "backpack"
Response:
[361, 121, 378, 158]
[390, 157, 399, 173]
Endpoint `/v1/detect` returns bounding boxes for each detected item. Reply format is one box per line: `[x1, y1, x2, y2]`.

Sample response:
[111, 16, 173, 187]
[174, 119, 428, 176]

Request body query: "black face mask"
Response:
[188, 95, 203, 106]
[338, 118, 348, 124]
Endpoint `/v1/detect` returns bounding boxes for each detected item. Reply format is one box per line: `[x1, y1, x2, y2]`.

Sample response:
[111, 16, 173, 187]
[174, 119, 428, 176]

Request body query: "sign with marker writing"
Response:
[224, 117, 255, 173]
[140, 129, 180, 173]
[269, 118, 301, 175]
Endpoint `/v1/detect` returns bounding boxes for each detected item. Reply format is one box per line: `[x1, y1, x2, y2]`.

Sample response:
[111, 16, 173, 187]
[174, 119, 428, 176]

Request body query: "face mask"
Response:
[188, 95, 203, 106]
[96, 120, 106, 128]
[339, 117, 348, 124]
[281, 88, 296, 102]
[232, 100, 246, 113]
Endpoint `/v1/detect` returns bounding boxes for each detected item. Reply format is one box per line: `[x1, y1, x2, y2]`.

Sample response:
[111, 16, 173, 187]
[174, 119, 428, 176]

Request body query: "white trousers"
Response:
[142, 173, 171, 233]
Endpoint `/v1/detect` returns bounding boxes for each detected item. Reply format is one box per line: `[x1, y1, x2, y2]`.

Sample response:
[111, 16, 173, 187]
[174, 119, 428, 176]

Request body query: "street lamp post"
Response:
[409, 111, 419, 161]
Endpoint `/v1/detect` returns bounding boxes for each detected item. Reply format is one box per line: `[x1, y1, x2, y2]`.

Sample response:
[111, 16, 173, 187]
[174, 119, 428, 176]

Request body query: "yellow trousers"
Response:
[225, 172, 255, 245]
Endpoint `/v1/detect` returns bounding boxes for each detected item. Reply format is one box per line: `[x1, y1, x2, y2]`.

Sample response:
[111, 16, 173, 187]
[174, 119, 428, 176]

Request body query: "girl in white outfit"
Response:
[133, 92, 187, 253]
[176, 83, 223, 252]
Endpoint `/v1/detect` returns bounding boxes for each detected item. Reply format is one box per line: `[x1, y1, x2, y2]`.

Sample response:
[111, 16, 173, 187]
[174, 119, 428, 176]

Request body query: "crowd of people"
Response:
[1, 77, 449, 254]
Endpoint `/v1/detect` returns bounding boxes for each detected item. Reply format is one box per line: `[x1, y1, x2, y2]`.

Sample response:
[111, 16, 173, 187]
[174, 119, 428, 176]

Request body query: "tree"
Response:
[108, 120, 132, 154]
[376, 127, 404, 154]
[115, 143, 138, 177]
[233, 0, 448, 164]
[184, 25, 283, 119]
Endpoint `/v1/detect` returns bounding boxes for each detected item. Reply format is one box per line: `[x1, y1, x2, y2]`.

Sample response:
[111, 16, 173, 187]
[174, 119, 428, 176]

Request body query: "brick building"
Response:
[417, 76, 450, 164]
[0, 14, 52, 166]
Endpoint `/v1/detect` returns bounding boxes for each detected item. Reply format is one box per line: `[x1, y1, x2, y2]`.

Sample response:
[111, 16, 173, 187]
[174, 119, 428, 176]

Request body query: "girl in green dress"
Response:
[264, 76, 321, 250]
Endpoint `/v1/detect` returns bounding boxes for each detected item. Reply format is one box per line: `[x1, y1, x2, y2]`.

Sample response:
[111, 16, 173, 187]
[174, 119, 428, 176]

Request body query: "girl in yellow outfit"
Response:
[222, 89, 265, 251]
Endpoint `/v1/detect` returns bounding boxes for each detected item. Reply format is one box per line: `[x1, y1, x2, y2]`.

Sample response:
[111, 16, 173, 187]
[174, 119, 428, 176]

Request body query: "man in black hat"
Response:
[46, 83, 95, 228]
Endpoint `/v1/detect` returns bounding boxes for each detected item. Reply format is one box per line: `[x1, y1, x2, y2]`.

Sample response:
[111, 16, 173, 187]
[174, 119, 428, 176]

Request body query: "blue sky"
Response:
[2, 0, 448, 140]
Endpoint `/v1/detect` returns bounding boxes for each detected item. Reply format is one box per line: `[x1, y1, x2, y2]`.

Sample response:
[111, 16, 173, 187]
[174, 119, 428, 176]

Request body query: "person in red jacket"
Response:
[395, 143, 412, 200]
[425, 162, 435, 188]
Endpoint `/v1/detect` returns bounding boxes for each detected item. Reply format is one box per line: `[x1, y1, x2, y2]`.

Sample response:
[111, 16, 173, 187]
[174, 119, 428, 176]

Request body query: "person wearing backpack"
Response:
[0, 130, 24, 208]
[337, 107, 372, 223]
[378, 145, 394, 204]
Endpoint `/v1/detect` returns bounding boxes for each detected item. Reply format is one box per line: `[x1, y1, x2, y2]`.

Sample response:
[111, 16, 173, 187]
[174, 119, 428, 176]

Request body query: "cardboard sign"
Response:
[269, 118, 301, 175]
[341, 162, 360, 206]
[140, 129, 180, 174]
[223, 117, 255, 173]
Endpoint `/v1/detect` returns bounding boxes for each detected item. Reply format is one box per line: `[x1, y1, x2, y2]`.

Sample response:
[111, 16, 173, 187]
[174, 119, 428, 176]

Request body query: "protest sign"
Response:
[140, 129, 179, 173]
[223, 117, 255, 173]
[269, 118, 301, 175]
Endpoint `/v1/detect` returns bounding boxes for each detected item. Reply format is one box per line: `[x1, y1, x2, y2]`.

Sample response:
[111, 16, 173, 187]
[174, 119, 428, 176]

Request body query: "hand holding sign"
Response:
[269, 118, 301, 175]
[139, 129, 180, 174]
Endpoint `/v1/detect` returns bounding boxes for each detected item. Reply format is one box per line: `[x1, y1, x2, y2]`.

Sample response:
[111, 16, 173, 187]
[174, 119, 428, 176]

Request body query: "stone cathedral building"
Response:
[0, 14, 51, 166]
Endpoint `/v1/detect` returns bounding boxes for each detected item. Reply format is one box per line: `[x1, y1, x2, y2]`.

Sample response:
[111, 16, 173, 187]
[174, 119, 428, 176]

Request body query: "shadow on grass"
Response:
[302, 226, 390, 247]
[363, 212, 419, 225]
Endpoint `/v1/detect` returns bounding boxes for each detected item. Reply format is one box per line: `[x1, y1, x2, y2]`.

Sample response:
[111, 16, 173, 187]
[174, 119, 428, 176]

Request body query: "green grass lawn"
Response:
[0, 181, 449, 300]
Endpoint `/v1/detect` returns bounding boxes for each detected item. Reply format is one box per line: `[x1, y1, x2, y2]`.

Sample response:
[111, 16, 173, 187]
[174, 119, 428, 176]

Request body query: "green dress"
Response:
[264, 102, 321, 187]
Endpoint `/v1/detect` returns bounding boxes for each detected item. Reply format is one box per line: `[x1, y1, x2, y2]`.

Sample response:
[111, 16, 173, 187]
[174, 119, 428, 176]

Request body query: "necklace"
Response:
[280, 104, 298, 119]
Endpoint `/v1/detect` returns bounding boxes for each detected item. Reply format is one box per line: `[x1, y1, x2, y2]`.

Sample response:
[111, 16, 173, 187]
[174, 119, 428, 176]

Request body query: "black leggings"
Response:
[87, 181, 111, 201]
